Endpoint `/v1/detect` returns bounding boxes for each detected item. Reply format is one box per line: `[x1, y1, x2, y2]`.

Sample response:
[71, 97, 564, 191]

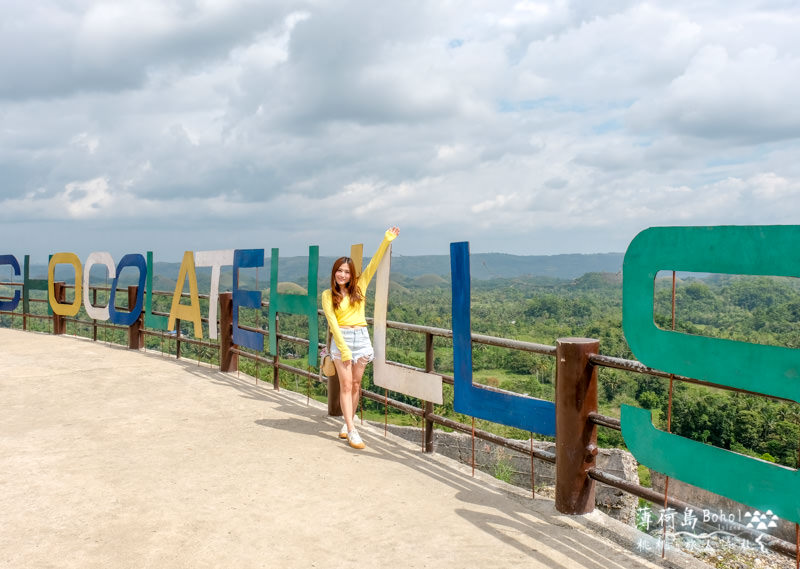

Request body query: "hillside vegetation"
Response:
[374, 271, 800, 467]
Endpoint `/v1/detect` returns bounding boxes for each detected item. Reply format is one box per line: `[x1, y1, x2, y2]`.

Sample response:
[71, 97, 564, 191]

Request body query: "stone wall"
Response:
[375, 422, 639, 525]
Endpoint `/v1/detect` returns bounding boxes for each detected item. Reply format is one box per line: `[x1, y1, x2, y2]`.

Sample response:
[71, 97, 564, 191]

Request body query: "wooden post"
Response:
[555, 337, 599, 515]
[423, 332, 435, 453]
[53, 282, 66, 335]
[127, 285, 143, 350]
[218, 292, 238, 372]
[175, 318, 181, 359]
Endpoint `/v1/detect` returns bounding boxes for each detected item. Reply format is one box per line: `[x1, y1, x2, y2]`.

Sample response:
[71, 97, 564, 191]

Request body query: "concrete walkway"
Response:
[0, 329, 705, 569]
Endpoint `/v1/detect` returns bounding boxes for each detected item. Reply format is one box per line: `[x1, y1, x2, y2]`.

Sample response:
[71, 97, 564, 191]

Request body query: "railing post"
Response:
[424, 332, 435, 453]
[175, 318, 181, 359]
[127, 285, 143, 350]
[273, 315, 280, 390]
[53, 281, 66, 335]
[218, 292, 238, 372]
[555, 337, 599, 515]
[326, 331, 342, 417]
[92, 288, 98, 341]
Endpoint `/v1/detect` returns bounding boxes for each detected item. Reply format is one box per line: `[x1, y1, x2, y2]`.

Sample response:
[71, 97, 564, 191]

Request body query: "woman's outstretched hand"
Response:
[387, 226, 400, 237]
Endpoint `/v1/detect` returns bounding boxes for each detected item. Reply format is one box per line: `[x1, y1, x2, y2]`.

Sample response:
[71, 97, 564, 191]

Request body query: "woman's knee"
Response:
[338, 370, 355, 393]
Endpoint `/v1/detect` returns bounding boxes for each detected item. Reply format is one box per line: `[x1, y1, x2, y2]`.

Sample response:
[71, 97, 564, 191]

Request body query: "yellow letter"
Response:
[168, 251, 203, 338]
[48, 252, 82, 316]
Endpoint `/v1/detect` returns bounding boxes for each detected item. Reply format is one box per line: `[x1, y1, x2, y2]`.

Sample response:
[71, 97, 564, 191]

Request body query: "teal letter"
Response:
[268, 246, 319, 366]
[622, 225, 800, 525]
[145, 251, 168, 330]
[23, 255, 50, 316]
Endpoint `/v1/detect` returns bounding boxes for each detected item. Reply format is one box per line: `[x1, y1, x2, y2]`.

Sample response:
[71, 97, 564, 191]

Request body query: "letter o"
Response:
[108, 254, 146, 326]
[48, 252, 82, 316]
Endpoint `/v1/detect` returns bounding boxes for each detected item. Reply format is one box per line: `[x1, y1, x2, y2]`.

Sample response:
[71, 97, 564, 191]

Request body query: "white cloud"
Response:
[62, 177, 112, 218]
[630, 44, 800, 141]
[2, 0, 800, 259]
[70, 132, 99, 155]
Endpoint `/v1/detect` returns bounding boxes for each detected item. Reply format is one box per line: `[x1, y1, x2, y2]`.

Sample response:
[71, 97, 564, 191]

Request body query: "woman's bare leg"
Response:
[335, 359, 357, 432]
[350, 357, 368, 421]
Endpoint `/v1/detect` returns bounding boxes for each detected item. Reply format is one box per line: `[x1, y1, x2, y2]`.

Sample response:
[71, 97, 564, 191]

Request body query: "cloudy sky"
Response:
[2, 1, 800, 262]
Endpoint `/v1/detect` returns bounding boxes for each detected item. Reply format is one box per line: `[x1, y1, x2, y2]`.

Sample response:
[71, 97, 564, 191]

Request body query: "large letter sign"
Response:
[108, 254, 147, 326]
[195, 250, 234, 340]
[0, 255, 21, 311]
[268, 246, 319, 366]
[622, 225, 800, 525]
[451, 241, 556, 436]
[145, 251, 168, 330]
[24, 255, 49, 317]
[167, 251, 203, 338]
[48, 253, 82, 316]
[373, 243, 443, 404]
[82, 252, 115, 321]
[232, 248, 264, 351]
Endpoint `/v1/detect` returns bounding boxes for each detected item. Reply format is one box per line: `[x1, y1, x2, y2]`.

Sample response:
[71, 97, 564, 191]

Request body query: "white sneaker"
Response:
[347, 429, 365, 449]
[339, 416, 358, 439]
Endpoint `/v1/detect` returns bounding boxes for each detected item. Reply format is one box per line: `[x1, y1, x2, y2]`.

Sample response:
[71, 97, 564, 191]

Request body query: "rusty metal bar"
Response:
[273, 315, 280, 390]
[148, 333, 215, 350]
[365, 318, 558, 356]
[471, 417, 476, 477]
[660, 271, 678, 558]
[65, 318, 125, 332]
[425, 411, 556, 462]
[233, 324, 311, 349]
[231, 347, 273, 365]
[587, 412, 621, 431]
[590, 353, 795, 402]
[530, 435, 535, 498]
[92, 288, 98, 341]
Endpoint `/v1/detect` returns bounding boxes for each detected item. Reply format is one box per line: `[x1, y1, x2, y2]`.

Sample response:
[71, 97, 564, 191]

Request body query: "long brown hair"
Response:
[330, 257, 363, 310]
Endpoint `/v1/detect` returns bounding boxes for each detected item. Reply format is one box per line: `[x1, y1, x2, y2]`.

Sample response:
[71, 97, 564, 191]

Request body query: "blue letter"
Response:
[0, 255, 21, 311]
[108, 254, 147, 326]
[451, 241, 555, 436]
[233, 249, 264, 351]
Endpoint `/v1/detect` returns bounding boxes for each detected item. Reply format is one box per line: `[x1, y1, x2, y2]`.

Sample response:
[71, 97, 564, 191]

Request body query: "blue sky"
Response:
[2, 1, 800, 261]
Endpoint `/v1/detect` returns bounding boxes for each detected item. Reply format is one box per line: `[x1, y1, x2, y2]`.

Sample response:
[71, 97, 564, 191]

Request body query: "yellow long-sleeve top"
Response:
[321, 230, 397, 361]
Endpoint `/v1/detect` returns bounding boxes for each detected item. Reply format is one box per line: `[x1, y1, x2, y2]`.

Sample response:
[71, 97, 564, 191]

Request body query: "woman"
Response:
[321, 226, 399, 449]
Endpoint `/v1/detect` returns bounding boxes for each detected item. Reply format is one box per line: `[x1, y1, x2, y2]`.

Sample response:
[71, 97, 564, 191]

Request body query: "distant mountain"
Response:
[388, 252, 623, 280]
[24, 252, 623, 290]
[216, 252, 623, 284]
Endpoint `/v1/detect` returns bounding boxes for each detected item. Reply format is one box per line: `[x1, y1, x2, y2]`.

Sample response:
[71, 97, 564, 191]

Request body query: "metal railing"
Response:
[1, 279, 797, 562]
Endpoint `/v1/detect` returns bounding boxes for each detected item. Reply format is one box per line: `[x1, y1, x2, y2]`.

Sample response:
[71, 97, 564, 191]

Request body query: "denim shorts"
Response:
[330, 326, 374, 363]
